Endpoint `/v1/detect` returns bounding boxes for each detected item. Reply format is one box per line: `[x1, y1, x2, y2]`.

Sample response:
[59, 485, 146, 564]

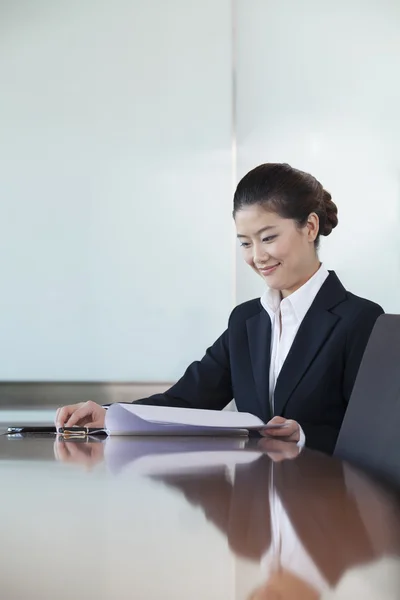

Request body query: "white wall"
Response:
[1, 0, 399, 382]
[0, 0, 234, 380]
[235, 0, 400, 311]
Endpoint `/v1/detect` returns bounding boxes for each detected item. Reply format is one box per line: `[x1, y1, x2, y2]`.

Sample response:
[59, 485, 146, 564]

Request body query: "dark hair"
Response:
[233, 163, 338, 246]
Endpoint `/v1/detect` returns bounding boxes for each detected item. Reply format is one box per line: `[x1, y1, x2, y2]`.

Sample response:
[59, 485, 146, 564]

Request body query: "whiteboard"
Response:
[0, 0, 234, 380]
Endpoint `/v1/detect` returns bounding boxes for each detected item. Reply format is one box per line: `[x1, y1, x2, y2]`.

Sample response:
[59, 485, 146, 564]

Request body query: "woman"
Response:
[56, 163, 384, 454]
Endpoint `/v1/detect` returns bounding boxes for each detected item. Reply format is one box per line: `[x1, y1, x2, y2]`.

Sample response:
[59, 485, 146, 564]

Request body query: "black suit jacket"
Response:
[136, 272, 383, 454]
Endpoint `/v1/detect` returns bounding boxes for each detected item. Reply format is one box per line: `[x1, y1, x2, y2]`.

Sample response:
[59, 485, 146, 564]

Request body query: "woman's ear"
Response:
[306, 212, 319, 242]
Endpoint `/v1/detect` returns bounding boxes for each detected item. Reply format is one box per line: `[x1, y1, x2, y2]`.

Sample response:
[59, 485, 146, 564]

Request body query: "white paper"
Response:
[128, 450, 263, 475]
[104, 404, 265, 436]
[103, 436, 262, 476]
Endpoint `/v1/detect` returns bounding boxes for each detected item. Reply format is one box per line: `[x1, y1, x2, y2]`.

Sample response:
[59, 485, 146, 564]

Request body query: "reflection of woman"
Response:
[52, 437, 400, 598]
[322, 556, 400, 600]
[56, 163, 383, 454]
[250, 556, 400, 600]
[154, 449, 400, 600]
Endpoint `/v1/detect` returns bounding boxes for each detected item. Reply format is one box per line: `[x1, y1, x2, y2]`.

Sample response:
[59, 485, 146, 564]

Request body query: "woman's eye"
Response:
[262, 235, 277, 243]
[239, 241, 251, 248]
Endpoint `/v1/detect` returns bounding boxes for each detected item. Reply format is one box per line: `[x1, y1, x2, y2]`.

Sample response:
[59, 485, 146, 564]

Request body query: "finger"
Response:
[262, 432, 299, 446]
[265, 450, 293, 463]
[63, 441, 101, 469]
[259, 416, 289, 436]
[267, 416, 287, 425]
[268, 446, 300, 462]
[53, 439, 62, 461]
[55, 406, 62, 427]
[81, 418, 105, 428]
[64, 403, 95, 427]
[53, 440, 72, 463]
[74, 442, 95, 459]
[90, 443, 105, 461]
[262, 425, 296, 437]
[55, 405, 80, 428]
[71, 404, 106, 429]
[262, 419, 298, 437]
[65, 441, 90, 462]
[260, 424, 292, 437]
[257, 438, 300, 461]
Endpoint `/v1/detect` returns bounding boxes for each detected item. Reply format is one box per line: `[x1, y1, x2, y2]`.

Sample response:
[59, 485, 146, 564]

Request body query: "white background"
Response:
[235, 0, 400, 307]
[1, 0, 399, 381]
[0, 0, 233, 380]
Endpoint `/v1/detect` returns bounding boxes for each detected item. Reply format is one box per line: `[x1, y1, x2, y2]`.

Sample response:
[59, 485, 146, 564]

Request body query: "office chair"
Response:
[335, 314, 400, 487]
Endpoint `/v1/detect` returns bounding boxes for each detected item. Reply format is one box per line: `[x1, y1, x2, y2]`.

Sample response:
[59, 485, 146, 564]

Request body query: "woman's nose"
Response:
[253, 243, 269, 265]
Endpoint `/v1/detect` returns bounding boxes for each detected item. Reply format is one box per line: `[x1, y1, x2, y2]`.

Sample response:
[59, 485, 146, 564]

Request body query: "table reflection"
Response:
[149, 447, 400, 598]
[51, 435, 400, 599]
[1, 432, 399, 599]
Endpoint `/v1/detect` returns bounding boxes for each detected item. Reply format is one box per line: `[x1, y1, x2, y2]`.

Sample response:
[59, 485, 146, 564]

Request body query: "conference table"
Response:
[1, 412, 400, 600]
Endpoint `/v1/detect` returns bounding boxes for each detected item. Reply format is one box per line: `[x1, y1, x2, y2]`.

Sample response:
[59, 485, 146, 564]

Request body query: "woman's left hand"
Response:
[260, 415, 301, 443]
[257, 438, 301, 462]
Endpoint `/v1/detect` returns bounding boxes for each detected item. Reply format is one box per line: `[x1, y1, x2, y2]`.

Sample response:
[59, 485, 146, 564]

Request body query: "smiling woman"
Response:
[234, 163, 338, 298]
[56, 163, 383, 455]
[236, 206, 320, 297]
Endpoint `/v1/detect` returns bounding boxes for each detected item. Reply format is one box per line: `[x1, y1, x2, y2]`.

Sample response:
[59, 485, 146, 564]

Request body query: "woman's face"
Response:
[235, 205, 319, 297]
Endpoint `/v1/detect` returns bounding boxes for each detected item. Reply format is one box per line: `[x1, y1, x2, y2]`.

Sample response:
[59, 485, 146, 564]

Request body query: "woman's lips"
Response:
[259, 263, 280, 276]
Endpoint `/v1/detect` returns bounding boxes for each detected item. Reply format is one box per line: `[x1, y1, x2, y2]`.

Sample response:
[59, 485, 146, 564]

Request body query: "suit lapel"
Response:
[273, 271, 347, 416]
[246, 308, 273, 422]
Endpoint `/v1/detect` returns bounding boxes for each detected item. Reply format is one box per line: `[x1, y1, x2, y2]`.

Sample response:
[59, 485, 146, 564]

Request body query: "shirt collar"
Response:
[261, 264, 330, 322]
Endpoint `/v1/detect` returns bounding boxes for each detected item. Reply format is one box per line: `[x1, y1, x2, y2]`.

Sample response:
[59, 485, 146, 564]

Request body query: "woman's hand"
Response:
[260, 415, 301, 443]
[55, 401, 106, 429]
[54, 439, 105, 469]
[257, 438, 301, 462]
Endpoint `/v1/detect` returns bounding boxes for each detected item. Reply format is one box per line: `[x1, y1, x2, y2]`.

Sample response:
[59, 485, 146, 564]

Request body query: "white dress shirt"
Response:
[261, 464, 329, 595]
[229, 460, 330, 597]
[260, 264, 330, 445]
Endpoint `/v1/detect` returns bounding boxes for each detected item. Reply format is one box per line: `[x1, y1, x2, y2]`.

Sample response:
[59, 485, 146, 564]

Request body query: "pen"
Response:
[57, 426, 106, 437]
[5, 426, 105, 436]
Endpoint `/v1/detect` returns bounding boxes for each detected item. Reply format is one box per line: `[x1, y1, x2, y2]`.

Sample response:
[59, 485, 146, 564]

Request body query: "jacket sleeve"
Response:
[133, 328, 233, 410]
[301, 424, 342, 455]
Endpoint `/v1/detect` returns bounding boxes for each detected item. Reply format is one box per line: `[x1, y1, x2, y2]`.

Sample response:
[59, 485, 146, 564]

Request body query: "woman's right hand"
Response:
[55, 401, 106, 429]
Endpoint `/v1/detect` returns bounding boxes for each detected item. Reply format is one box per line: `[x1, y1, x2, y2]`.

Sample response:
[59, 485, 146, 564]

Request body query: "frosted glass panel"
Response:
[0, 1, 233, 380]
[2, 1, 398, 383]
[235, 0, 400, 311]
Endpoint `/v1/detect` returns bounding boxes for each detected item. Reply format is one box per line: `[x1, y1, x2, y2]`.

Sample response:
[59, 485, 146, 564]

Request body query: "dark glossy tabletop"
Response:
[1, 418, 400, 600]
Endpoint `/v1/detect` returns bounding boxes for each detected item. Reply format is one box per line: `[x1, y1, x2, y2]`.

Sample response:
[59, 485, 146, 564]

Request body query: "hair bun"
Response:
[320, 189, 338, 236]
